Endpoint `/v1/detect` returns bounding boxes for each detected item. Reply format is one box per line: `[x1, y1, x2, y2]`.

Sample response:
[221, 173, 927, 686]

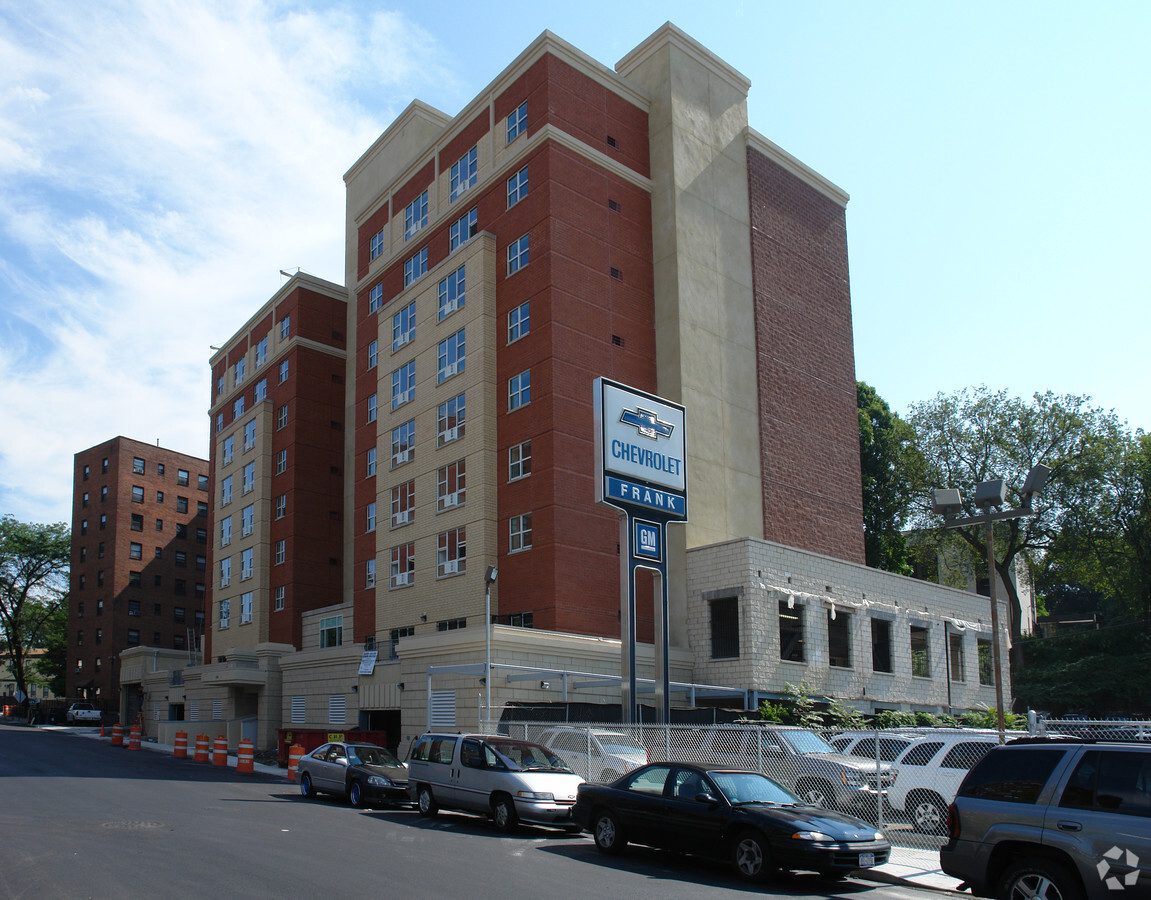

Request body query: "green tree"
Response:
[34, 603, 69, 698]
[906, 387, 1120, 678]
[858, 382, 924, 574]
[0, 516, 70, 699]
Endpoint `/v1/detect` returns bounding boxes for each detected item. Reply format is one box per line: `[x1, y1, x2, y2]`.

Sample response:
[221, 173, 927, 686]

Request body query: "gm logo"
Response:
[634, 520, 661, 562]
[620, 407, 674, 441]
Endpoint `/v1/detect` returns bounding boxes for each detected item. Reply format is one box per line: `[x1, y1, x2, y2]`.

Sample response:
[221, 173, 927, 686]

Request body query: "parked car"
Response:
[573, 762, 890, 883]
[828, 731, 920, 762]
[941, 737, 1151, 899]
[406, 733, 584, 832]
[684, 726, 896, 814]
[885, 733, 997, 834]
[297, 742, 409, 808]
[65, 702, 102, 725]
[535, 727, 648, 781]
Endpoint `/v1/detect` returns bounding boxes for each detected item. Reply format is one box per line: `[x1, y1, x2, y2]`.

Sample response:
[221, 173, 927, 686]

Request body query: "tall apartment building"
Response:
[68, 437, 210, 708]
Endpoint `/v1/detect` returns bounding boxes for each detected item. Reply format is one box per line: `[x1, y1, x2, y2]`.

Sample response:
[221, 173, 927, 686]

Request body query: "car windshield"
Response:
[487, 740, 573, 773]
[710, 771, 799, 806]
[778, 730, 836, 755]
[348, 745, 402, 767]
[597, 736, 645, 755]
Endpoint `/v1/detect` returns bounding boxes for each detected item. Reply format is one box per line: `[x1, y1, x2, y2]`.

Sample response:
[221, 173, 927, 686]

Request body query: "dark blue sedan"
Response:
[571, 762, 890, 883]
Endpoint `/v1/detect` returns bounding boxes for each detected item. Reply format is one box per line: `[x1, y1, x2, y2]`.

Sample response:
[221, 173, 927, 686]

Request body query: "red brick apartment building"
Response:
[68, 437, 209, 707]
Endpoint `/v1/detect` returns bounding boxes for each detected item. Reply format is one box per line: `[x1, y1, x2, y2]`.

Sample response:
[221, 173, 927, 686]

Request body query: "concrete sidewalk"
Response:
[48, 723, 965, 892]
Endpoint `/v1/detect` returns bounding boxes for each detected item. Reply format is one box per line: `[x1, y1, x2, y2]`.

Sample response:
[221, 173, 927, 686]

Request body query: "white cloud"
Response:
[0, 0, 450, 525]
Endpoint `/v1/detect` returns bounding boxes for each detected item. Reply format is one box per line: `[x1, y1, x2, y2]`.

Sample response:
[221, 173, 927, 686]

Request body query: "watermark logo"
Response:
[1098, 845, 1140, 891]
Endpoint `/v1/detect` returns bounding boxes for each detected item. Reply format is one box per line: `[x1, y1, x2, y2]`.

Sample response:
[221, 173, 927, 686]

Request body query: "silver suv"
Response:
[941, 738, 1151, 899]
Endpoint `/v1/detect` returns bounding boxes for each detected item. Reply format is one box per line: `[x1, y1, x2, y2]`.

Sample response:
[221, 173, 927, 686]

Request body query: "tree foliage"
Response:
[858, 382, 924, 575]
[34, 603, 69, 698]
[0, 516, 70, 699]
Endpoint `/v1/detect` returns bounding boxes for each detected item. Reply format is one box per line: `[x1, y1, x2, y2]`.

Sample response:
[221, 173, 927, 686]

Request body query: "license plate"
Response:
[858, 853, 875, 868]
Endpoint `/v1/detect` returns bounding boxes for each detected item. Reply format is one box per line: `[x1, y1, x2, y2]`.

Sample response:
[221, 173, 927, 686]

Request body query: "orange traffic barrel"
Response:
[211, 736, 228, 767]
[111, 723, 124, 747]
[287, 744, 305, 782]
[127, 724, 141, 751]
[237, 739, 255, 774]
[174, 731, 188, 758]
[194, 733, 210, 762]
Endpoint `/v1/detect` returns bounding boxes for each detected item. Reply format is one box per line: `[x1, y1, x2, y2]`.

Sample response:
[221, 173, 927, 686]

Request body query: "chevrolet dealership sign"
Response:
[594, 378, 687, 520]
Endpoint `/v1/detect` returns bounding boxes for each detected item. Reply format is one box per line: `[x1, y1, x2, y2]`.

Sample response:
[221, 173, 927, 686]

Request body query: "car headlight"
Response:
[366, 775, 393, 787]
[873, 831, 885, 841]
[516, 791, 554, 801]
[791, 832, 833, 842]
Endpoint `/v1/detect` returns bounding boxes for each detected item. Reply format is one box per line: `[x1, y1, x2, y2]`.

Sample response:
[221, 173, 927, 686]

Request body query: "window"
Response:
[242, 462, 255, 494]
[277, 404, 288, 429]
[128, 599, 141, 616]
[509, 513, 532, 552]
[243, 419, 257, 451]
[438, 527, 466, 577]
[254, 378, 267, 403]
[127, 629, 140, 646]
[101, 485, 108, 502]
[366, 502, 376, 532]
[901, 741, 944, 768]
[508, 612, 533, 628]
[403, 247, 427, 286]
[391, 419, 415, 467]
[977, 638, 993, 685]
[275, 494, 287, 519]
[449, 207, 477, 251]
[940, 742, 993, 771]
[438, 265, 465, 320]
[369, 229, 384, 261]
[132, 457, 145, 475]
[911, 624, 931, 678]
[779, 600, 804, 662]
[1059, 750, 1151, 818]
[508, 370, 530, 411]
[255, 336, 268, 368]
[233, 357, 246, 387]
[280, 315, 290, 340]
[82, 492, 89, 508]
[132, 485, 144, 503]
[390, 543, 415, 588]
[366, 447, 377, 477]
[961, 748, 1066, 804]
[219, 557, 231, 588]
[450, 146, 477, 200]
[366, 558, 376, 588]
[389, 625, 415, 657]
[949, 632, 966, 682]
[102, 457, 108, 473]
[437, 460, 465, 511]
[508, 301, 529, 342]
[129, 542, 142, 560]
[216, 413, 224, 433]
[276, 449, 287, 475]
[392, 301, 415, 350]
[216, 375, 225, 397]
[437, 617, 466, 632]
[872, 618, 893, 673]
[220, 515, 232, 547]
[507, 234, 529, 275]
[437, 329, 465, 382]
[367, 339, 378, 370]
[176, 496, 188, 513]
[274, 586, 285, 611]
[710, 597, 740, 659]
[319, 615, 343, 648]
[506, 101, 527, 143]
[368, 283, 384, 314]
[437, 393, 465, 446]
[240, 591, 253, 625]
[367, 393, 378, 423]
[219, 599, 230, 629]
[233, 396, 244, 419]
[241, 504, 254, 537]
[828, 610, 851, 668]
[130, 514, 143, 532]
[392, 361, 415, 409]
[391, 480, 415, 527]
[506, 166, 528, 207]
[240, 547, 254, 580]
[195, 554, 206, 571]
[279, 359, 289, 383]
[404, 190, 428, 240]
[222, 435, 234, 465]
[508, 440, 531, 481]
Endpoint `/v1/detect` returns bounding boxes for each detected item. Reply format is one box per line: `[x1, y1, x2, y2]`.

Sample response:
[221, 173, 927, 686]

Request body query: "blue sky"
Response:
[2, 1, 1148, 525]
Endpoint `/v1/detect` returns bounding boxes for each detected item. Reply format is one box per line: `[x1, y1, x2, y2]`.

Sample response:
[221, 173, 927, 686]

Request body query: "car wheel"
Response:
[999, 858, 1085, 900]
[592, 810, 626, 855]
[795, 778, 835, 809]
[732, 830, 775, 883]
[491, 795, 519, 833]
[909, 790, 948, 835]
[599, 769, 621, 783]
[349, 780, 365, 809]
[417, 784, 438, 817]
[299, 772, 314, 799]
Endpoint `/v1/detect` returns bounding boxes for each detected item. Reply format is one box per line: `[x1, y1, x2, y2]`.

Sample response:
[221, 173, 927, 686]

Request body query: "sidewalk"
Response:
[44, 723, 965, 892]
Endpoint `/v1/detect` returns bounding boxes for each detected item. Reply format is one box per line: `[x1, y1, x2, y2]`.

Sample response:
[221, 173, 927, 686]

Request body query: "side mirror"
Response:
[695, 792, 720, 806]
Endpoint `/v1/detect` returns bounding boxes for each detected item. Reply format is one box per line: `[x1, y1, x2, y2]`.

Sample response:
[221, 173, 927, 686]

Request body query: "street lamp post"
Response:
[932, 464, 1050, 743]
[484, 565, 498, 730]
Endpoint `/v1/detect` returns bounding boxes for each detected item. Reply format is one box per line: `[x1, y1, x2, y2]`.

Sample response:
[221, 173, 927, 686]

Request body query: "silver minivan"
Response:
[406, 733, 585, 832]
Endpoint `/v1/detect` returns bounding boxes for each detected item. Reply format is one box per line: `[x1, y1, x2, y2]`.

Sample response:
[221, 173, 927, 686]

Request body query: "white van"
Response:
[406, 733, 585, 832]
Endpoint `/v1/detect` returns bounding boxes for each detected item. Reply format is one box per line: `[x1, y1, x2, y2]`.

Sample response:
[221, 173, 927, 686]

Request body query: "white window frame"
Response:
[222, 435, 234, 466]
[391, 480, 415, 527]
[366, 558, 376, 589]
[437, 328, 465, 383]
[392, 301, 415, 351]
[404, 190, 428, 240]
[369, 229, 384, 261]
[278, 359, 289, 383]
[449, 207, 477, 252]
[506, 166, 528, 207]
[437, 393, 465, 446]
[220, 516, 232, 547]
[507, 234, 529, 275]
[240, 591, 253, 624]
[391, 420, 415, 468]
[367, 393, 378, 423]
[368, 283, 384, 314]
[275, 494, 286, 520]
[508, 370, 531, 411]
[242, 462, 255, 495]
[240, 548, 254, 581]
[276, 449, 287, 475]
[219, 557, 232, 588]
[390, 543, 415, 588]
[450, 146, 477, 201]
[438, 265, 465, 320]
[243, 419, 257, 452]
[274, 540, 285, 565]
[391, 361, 415, 410]
[508, 301, 530, 343]
[219, 598, 230, 629]
[403, 247, 428, 286]
[255, 337, 268, 368]
[366, 447, 377, 477]
[437, 460, 466, 511]
[509, 440, 531, 481]
[506, 101, 527, 143]
[241, 503, 254, 538]
[437, 526, 466, 577]
[366, 501, 377, 532]
[367, 339, 378, 370]
[510, 512, 533, 552]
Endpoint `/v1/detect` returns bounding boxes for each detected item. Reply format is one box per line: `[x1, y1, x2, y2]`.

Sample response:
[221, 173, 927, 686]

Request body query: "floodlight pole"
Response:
[984, 517, 1007, 743]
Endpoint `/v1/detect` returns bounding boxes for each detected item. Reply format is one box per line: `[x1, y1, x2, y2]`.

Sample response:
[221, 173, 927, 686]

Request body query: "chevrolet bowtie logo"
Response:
[620, 407, 674, 440]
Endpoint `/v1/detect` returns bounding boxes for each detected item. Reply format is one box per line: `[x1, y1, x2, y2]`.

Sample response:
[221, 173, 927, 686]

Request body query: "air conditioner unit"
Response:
[393, 390, 412, 409]
[443, 362, 457, 378]
[442, 493, 459, 508]
[408, 220, 423, 237]
[442, 560, 458, 575]
[393, 572, 410, 586]
[443, 426, 459, 442]
[455, 179, 470, 196]
[393, 510, 409, 525]
[394, 333, 411, 349]
[394, 449, 410, 464]
[441, 299, 457, 316]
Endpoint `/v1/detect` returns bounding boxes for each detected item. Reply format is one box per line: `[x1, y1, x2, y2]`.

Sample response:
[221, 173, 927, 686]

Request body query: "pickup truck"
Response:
[66, 702, 102, 725]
